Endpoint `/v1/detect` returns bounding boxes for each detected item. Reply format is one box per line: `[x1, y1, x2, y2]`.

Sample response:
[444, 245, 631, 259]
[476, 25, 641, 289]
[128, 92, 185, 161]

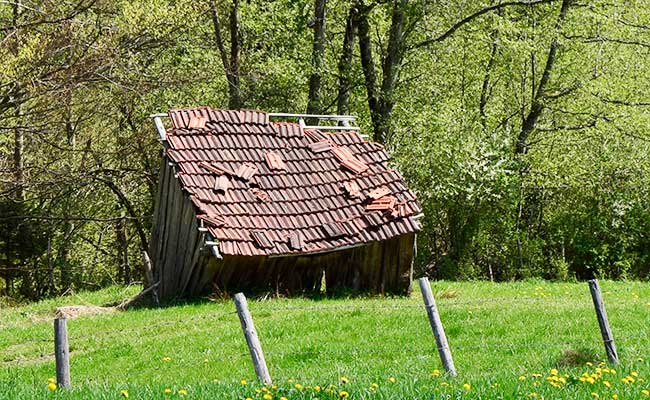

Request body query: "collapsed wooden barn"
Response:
[148, 107, 422, 299]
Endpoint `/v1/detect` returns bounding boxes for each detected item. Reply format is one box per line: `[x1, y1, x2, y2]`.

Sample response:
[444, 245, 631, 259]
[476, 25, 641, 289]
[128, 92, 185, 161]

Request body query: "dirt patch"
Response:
[55, 305, 116, 319]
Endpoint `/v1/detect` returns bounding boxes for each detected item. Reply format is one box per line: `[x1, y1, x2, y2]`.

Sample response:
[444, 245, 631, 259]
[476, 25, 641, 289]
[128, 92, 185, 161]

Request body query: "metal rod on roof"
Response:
[149, 113, 168, 118]
[303, 125, 360, 131]
[268, 112, 356, 121]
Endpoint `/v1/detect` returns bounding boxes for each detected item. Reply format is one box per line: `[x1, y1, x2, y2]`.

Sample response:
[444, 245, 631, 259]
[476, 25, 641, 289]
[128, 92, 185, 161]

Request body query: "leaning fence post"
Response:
[54, 317, 71, 388]
[233, 293, 272, 384]
[588, 279, 619, 365]
[418, 277, 457, 377]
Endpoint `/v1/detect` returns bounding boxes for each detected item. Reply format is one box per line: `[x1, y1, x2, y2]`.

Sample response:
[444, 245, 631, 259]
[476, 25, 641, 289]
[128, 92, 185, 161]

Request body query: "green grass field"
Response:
[1, 280, 649, 399]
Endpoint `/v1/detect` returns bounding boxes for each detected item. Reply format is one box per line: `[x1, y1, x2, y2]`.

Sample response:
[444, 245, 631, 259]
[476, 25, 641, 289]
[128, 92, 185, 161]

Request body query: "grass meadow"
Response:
[1, 280, 649, 399]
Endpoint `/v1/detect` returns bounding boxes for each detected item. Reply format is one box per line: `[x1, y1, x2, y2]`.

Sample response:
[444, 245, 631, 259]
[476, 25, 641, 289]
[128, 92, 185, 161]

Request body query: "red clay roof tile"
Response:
[366, 196, 397, 211]
[164, 107, 420, 256]
[198, 214, 225, 227]
[214, 175, 230, 193]
[265, 151, 285, 170]
[235, 163, 258, 180]
[368, 186, 391, 200]
[309, 140, 332, 153]
[288, 232, 304, 250]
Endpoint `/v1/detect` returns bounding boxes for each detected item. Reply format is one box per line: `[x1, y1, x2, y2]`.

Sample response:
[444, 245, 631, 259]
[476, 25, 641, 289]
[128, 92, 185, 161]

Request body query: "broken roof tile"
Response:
[366, 195, 397, 211]
[340, 157, 369, 174]
[368, 186, 391, 200]
[331, 145, 355, 162]
[343, 181, 362, 198]
[235, 163, 258, 180]
[214, 175, 230, 193]
[321, 221, 346, 238]
[304, 129, 328, 142]
[250, 187, 269, 202]
[288, 232, 304, 250]
[251, 231, 274, 249]
[265, 151, 285, 170]
[188, 115, 207, 129]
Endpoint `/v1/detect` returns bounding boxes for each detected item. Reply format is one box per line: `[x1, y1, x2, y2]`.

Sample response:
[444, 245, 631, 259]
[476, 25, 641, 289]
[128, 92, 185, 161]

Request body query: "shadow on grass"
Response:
[110, 284, 412, 311]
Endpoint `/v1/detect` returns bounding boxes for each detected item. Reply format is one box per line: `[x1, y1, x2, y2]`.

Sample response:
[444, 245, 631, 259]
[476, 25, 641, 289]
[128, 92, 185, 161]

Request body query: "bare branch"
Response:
[412, 0, 556, 49]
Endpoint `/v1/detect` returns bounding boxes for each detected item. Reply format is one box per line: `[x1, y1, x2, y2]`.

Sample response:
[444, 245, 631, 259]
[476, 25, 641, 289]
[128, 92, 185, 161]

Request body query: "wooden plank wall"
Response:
[196, 233, 416, 296]
[149, 157, 203, 299]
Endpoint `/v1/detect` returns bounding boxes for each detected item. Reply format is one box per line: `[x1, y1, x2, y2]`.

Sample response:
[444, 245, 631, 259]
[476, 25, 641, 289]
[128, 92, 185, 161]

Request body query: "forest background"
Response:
[1, 0, 649, 300]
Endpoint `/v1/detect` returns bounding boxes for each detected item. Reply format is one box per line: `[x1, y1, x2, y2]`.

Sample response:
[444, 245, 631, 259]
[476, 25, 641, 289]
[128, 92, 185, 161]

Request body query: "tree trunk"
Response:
[116, 217, 130, 285]
[210, 0, 242, 109]
[375, 0, 406, 144]
[356, 2, 380, 135]
[58, 221, 75, 291]
[336, 5, 357, 116]
[516, 0, 571, 154]
[306, 0, 327, 116]
[356, 0, 407, 144]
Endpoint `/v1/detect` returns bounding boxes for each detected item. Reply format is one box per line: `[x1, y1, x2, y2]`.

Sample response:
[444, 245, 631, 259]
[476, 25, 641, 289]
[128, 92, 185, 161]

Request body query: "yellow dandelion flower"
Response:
[47, 378, 56, 384]
[529, 393, 537, 398]
[314, 385, 321, 392]
[262, 394, 272, 400]
[519, 375, 527, 381]
[591, 392, 599, 398]
[638, 358, 645, 362]
[611, 370, 617, 375]
[441, 382, 450, 387]
[47, 382, 57, 391]
[550, 369, 559, 376]
[178, 389, 187, 396]
[294, 384, 303, 390]
[612, 395, 619, 400]
[370, 383, 378, 390]
[204, 358, 209, 363]
[491, 383, 499, 388]
[240, 379, 248, 385]
[288, 379, 294, 383]
[632, 372, 639, 377]
[339, 390, 349, 398]
[245, 398, 253, 400]
[431, 369, 441, 377]
[388, 377, 396, 383]
[120, 390, 129, 398]
[642, 390, 650, 396]
[162, 356, 171, 362]
[587, 377, 596, 384]
[340, 376, 349, 384]
[281, 397, 288, 400]
[532, 374, 542, 378]
[603, 381, 611, 387]
[164, 388, 172, 394]
[463, 383, 471, 391]
[640, 378, 646, 383]
[587, 362, 594, 367]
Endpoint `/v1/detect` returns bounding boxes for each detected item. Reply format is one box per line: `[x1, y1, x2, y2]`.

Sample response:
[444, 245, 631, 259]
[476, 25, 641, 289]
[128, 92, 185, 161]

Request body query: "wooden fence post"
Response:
[418, 277, 457, 377]
[588, 279, 619, 365]
[54, 317, 71, 388]
[234, 293, 272, 384]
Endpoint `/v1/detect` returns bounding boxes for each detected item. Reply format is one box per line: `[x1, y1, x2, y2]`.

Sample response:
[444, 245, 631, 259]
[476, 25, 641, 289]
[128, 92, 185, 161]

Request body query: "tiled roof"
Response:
[164, 107, 421, 256]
